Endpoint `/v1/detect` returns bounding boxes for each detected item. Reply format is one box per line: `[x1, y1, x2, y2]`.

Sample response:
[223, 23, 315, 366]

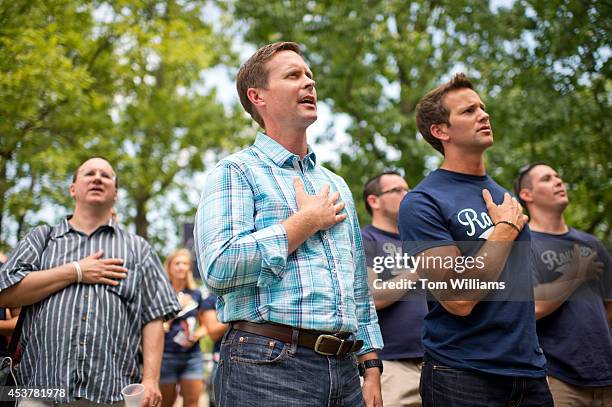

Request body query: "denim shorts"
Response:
[159, 351, 204, 383]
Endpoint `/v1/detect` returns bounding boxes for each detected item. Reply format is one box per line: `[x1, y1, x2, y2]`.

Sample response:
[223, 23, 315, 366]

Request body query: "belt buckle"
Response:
[314, 334, 345, 356]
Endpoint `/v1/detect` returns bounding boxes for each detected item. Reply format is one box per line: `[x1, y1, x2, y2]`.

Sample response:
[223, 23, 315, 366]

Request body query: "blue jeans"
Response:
[209, 358, 219, 407]
[214, 327, 364, 407]
[420, 353, 553, 407]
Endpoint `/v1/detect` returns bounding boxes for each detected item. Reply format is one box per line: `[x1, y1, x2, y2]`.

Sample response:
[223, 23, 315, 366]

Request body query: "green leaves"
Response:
[0, 0, 247, 253]
[1, 0, 609, 253]
[230, 0, 610, 242]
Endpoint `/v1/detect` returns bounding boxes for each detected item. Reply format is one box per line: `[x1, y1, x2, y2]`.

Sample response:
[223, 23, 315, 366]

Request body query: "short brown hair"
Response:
[416, 73, 475, 155]
[362, 171, 402, 215]
[513, 161, 549, 208]
[236, 42, 302, 129]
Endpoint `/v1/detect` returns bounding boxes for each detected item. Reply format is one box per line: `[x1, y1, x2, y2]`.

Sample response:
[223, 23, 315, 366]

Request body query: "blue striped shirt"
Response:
[194, 133, 383, 354]
[0, 218, 180, 403]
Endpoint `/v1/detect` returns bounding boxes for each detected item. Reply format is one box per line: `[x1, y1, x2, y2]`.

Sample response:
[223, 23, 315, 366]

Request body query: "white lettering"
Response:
[457, 208, 493, 237]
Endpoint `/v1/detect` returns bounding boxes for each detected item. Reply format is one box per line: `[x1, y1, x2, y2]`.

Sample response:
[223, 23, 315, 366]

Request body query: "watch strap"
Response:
[358, 358, 383, 376]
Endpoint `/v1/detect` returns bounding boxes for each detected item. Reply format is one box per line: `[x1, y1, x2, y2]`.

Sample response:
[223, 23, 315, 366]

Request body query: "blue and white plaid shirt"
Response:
[195, 133, 383, 354]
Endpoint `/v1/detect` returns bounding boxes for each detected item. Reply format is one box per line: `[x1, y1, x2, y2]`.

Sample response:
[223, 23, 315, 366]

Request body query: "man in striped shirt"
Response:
[195, 42, 384, 406]
[0, 157, 180, 406]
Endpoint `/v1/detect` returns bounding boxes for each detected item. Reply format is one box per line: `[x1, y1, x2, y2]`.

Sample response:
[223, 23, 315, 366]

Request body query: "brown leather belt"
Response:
[232, 321, 363, 356]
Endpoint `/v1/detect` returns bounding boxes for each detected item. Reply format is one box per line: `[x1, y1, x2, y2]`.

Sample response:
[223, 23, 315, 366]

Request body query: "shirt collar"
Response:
[253, 132, 317, 169]
[52, 215, 118, 238]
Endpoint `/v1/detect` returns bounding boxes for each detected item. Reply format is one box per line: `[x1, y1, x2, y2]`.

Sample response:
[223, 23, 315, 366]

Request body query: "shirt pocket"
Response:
[105, 261, 140, 302]
[254, 199, 292, 229]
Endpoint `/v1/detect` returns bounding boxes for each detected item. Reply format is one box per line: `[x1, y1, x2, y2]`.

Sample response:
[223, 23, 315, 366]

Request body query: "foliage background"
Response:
[1, 0, 610, 256]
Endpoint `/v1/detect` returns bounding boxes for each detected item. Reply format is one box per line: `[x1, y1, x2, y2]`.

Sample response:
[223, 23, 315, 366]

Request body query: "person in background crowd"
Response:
[515, 162, 612, 406]
[362, 171, 427, 407]
[0, 157, 180, 406]
[0, 251, 18, 355]
[160, 248, 208, 407]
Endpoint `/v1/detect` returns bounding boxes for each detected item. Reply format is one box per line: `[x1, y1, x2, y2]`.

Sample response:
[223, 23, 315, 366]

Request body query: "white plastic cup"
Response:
[121, 383, 145, 407]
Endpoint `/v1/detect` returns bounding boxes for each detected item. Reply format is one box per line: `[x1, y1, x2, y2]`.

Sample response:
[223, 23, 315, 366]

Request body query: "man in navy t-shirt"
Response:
[515, 163, 612, 405]
[362, 171, 428, 407]
[399, 73, 552, 406]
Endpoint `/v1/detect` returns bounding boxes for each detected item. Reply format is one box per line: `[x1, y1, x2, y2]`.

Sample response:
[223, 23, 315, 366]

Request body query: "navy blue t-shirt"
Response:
[361, 225, 427, 359]
[399, 168, 546, 377]
[531, 228, 612, 386]
[164, 288, 206, 354]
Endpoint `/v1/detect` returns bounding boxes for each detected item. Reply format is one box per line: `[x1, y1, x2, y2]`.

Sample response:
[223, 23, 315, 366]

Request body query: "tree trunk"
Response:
[134, 197, 149, 240]
[0, 157, 9, 246]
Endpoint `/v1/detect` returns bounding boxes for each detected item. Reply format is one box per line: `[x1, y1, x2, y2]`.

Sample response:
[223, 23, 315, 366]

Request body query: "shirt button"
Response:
[79, 342, 84, 346]
[82, 316, 87, 321]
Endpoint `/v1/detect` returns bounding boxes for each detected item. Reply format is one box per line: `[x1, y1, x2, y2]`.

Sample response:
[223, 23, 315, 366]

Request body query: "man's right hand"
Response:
[482, 189, 528, 235]
[76, 250, 128, 285]
[571, 245, 603, 281]
[294, 178, 346, 231]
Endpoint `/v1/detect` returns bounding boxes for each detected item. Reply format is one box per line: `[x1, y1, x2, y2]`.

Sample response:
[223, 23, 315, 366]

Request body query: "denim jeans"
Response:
[214, 327, 364, 407]
[420, 353, 553, 407]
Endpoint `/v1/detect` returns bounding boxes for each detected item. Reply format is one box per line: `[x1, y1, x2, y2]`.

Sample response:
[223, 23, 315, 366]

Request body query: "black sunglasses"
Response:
[513, 161, 548, 202]
[377, 187, 410, 196]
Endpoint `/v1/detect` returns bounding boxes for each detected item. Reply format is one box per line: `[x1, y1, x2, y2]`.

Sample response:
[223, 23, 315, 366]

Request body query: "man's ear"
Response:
[430, 123, 449, 142]
[247, 87, 265, 107]
[519, 188, 533, 204]
[367, 194, 379, 211]
[69, 183, 76, 199]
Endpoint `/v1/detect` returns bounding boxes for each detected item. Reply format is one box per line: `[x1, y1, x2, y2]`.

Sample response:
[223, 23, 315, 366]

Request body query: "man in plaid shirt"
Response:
[195, 42, 383, 406]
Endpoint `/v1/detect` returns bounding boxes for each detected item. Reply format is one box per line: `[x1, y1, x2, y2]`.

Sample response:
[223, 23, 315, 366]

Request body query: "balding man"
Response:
[0, 157, 180, 406]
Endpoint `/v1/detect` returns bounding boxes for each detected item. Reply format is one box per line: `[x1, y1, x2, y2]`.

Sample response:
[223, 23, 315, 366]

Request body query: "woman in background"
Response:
[160, 249, 207, 407]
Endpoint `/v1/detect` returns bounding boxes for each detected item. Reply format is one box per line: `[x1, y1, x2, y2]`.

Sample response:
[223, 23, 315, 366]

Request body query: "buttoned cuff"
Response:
[355, 322, 384, 356]
[253, 224, 289, 287]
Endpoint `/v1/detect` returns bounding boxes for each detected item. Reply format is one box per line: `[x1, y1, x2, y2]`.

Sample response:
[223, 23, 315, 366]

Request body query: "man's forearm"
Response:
[0, 264, 77, 307]
[420, 224, 517, 316]
[357, 351, 379, 363]
[0, 317, 18, 336]
[534, 276, 587, 319]
[202, 311, 228, 342]
[282, 212, 318, 254]
[367, 268, 420, 310]
[141, 318, 164, 382]
[358, 351, 382, 407]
